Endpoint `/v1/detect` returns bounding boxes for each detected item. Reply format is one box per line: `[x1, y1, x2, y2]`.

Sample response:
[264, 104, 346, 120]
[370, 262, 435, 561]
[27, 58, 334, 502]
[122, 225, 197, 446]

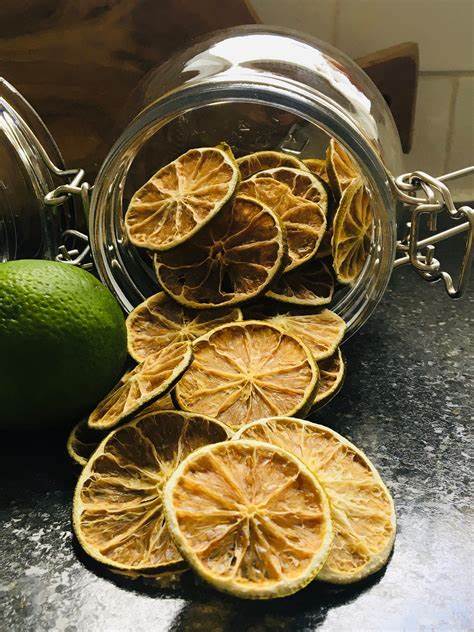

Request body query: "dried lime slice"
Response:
[235, 418, 396, 584]
[154, 196, 286, 309]
[237, 150, 308, 179]
[125, 144, 239, 251]
[163, 439, 333, 599]
[67, 420, 108, 467]
[304, 158, 328, 183]
[265, 309, 346, 361]
[326, 139, 360, 201]
[332, 179, 373, 284]
[175, 320, 318, 429]
[126, 292, 242, 362]
[312, 348, 345, 407]
[255, 167, 328, 212]
[266, 260, 334, 306]
[73, 411, 230, 573]
[88, 341, 192, 430]
[239, 177, 326, 271]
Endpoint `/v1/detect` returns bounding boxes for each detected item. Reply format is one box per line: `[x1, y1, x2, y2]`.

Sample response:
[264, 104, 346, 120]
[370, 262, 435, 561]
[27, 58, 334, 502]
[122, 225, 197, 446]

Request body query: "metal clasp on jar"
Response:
[394, 166, 474, 298]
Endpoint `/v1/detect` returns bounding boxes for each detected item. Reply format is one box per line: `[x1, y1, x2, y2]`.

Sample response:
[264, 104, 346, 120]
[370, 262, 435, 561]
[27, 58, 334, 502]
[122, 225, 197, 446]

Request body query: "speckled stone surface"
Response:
[1, 261, 473, 632]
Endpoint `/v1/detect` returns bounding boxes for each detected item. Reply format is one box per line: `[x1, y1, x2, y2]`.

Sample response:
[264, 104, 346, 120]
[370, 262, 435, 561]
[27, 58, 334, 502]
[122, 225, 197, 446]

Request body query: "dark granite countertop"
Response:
[1, 251, 473, 632]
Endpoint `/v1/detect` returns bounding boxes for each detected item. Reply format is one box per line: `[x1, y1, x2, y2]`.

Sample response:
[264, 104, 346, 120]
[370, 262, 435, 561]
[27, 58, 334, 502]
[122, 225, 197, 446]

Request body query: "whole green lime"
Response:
[0, 260, 127, 428]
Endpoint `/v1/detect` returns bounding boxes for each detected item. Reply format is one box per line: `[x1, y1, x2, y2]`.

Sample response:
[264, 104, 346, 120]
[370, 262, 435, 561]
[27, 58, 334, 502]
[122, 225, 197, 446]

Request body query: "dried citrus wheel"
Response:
[67, 420, 108, 467]
[163, 439, 333, 599]
[175, 321, 318, 429]
[73, 410, 231, 573]
[312, 348, 345, 407]
[239, 177, 326, 271]
[325, 139, 360, 201]
[126, 291, 242, 362]
[264, 309, 346, 361]
[125, 144, 239, 251]
[304, 158, 328, 183]
[314, 229, 333, 259]
[235, 418, 396, 584]
[237, 150, 307, 180]
[266, 260, 334, 306]
[154, 196, 285, 309]
[255, 167, 328, 213]
[88, 341, 192, 430]
[332, 179, 373, 285]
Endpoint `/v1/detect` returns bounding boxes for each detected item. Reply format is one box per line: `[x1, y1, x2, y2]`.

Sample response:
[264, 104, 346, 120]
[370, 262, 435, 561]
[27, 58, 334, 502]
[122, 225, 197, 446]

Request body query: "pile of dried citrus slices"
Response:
[68, 140, 395, 599]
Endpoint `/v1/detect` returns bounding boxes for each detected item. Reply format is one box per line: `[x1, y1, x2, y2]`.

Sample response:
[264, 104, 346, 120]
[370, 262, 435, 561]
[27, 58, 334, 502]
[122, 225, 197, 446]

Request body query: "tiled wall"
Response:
[250, 0, 474, 200]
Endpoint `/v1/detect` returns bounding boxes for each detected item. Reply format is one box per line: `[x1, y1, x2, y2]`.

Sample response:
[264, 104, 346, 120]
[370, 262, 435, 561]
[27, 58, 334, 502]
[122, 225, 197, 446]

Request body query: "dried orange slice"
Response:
[312, 348, 345, 407]
[332, 179, 373, 284]
[154, 196, 285, 309]
[125, 144, 239, 251]
[73, 410, 231, 573]
[126, 292, 242, 362]
[88, 341, 192, 430]
[235, 418, 396, 584]
[326, 139, 360, 200]
[163, 439, 333, 599]
[239, 177, 326, 271]
[237, 150, 307, 180]
[255, 167, 328, 212]
[304, 158, 328, 183]
[175, 321, 318, 429]
[265, 309, 346, 361]
[266, 260, 334, 306]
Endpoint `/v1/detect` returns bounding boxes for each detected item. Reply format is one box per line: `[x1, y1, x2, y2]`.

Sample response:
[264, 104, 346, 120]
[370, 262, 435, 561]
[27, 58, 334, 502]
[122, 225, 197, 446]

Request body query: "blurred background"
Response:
[0, 0, 472, 198]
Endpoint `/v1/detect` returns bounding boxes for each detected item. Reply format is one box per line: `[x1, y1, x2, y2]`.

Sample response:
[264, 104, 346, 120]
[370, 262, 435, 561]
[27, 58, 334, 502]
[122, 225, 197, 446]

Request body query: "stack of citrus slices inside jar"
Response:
[69, 140, 395, 599]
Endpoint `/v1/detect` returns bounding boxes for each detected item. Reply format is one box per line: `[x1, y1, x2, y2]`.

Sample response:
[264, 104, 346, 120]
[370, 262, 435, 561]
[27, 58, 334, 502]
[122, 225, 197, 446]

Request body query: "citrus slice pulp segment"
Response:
[254, 167, 328, 212]
[266, 260, 334, 306]
[312, 348, 345, 407]
[326, 139, 360, 201]
[154, 195, 286, 309]
[237, 151, 308, 180]
[175, 321, 318, 429]
[88, 341, 192, 430]
[125, 144, 239, 251]
[234, 418, 396, 584]
[332, 179, 373, 285]
[73, 411, 231, 572]
[126, 291, 242, 362]
[239, 178, 326, 272]
[304, 158, 328, 183]
[67, 420, 109, 467]
[266, 309, 346, 361]
[163, 439, 333, 599]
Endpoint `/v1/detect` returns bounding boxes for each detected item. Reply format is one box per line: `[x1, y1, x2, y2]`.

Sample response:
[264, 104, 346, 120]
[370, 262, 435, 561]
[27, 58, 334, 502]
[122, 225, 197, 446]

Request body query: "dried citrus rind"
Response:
[88, 341, 192, 430]
[163, 439, 333, 599]
[73, 410, 231, 572]
[154, 195, 286, 309]
[266, 260, 334, 306]
[265, 309, 346, 361]
[67, 420, 109, 467]
[126, 292, 242, 362]
[125, 144, 239, 251]
[237, 150, 308, 179]
[312, 348, 345, 407]
[239, 177, 326, 271]
[332, 179, 373, 285]
[175, 320, 318, 429]
[326, 139, 360, 201]
[235, 418, 396, 584]
[254, 167, 328, 213]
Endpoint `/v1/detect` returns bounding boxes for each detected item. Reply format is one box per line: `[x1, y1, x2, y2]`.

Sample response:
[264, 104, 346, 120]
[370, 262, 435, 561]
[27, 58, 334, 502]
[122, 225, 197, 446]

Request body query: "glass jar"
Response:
[1, 26, 471, 335]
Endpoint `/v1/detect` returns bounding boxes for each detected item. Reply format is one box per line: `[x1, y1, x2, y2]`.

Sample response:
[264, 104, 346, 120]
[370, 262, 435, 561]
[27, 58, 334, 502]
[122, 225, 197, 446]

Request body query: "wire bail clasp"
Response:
[394, 166, 474, 298]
